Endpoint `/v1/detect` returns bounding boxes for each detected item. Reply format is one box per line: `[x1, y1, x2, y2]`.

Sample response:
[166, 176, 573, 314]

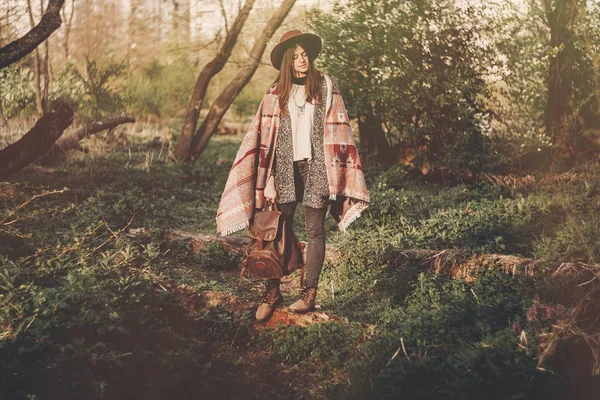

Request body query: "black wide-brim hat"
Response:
[270, 29, 322, 71]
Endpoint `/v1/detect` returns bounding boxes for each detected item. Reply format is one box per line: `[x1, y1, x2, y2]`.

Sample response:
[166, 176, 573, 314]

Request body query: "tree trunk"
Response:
[579, 3, 600, 134]
[60, 0, 75, 59]
[40, 0, 50, 113]
[180, 0, 190, 44]
[171, 0, 190, 44]
[357, 113, 394, 165]
[186, 0, 297, 163]
[41, 34, 50, 113]
[153, 0, 162, 44]
[0, 0, 64, 69]
[127, 0, 141, 72]
[172, 0, 179, 43]
[26, 0, 44, 115]
[0, 99, 7, 127]
[39, 114, 136, 164]
[174, 0, 256, 161]
[0, 100, 73, 179]
[543, 0, 580, 153]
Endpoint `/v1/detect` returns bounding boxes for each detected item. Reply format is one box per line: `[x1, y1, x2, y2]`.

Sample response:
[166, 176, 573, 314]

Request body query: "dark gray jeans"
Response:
[277, 160, 327, 289]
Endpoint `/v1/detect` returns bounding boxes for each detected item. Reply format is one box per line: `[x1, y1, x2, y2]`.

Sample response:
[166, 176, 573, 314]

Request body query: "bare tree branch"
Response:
[188, 0, 298, 162]
[174, 0, 257, 161]
[0, 0, 65, 69]
[219, 0, 230, 34]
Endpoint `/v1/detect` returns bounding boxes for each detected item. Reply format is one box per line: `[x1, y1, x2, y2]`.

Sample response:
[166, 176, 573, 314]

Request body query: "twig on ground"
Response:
[386, 346, 401, 367]
[230, 326, 241, 348]
[0, 188, 68, 225]
[23, 312, 39, 332]
[577, 274, 598, 287]
[401, 337, 411, 361]
[93, 214, 135, 252]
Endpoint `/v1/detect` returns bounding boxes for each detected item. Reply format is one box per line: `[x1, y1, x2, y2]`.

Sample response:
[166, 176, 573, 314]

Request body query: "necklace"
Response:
[292, 85, 307, 118]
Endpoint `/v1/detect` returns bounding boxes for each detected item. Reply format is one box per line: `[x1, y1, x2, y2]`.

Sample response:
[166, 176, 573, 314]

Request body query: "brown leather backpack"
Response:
[239, 203, 305, 285]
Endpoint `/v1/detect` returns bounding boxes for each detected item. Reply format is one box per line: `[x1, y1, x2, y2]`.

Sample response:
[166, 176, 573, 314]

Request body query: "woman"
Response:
[216, 30, 369, 323]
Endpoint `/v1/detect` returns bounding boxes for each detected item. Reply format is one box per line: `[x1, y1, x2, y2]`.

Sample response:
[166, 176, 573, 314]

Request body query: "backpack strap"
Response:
[257, 232, 264, 250]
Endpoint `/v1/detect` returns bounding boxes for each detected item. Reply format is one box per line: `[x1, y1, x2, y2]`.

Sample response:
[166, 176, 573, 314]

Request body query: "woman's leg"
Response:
[288, 160, 326, 312]
[303, 205, 327, 288]
[288, 204, 326, 313]
[293, 159, 327, 288]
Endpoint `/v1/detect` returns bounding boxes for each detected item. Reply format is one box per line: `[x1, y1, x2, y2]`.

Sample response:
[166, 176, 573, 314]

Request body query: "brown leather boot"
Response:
[288, 287, 317, 313]
[255, 279, 282, 323]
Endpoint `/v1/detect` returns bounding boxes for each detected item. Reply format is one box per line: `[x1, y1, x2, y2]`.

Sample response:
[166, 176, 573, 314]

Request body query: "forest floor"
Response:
[1, 126, 599, 399]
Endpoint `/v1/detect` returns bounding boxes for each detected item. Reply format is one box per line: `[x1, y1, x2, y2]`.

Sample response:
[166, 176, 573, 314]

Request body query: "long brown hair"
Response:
[276, 42, 323, 115]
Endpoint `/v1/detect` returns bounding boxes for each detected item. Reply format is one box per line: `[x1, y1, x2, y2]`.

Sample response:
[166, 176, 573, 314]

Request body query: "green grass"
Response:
[3, 132, 599, 399]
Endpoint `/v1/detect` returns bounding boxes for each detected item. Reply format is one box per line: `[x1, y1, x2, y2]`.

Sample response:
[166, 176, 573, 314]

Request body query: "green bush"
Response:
[0, 66, 36, 118]
[232, 90, 261, 120]
[532, 171, 600, 264]
[124, 58, 197, 118]
[310, 0, 504, 171]
[369, 271, 566, 399]
[354, 173, 556, 255]
[270, 322, 365, 368]
[0, 137, 251, 398]
[272, 249, 568, 399]
[53, 59, 126, 123]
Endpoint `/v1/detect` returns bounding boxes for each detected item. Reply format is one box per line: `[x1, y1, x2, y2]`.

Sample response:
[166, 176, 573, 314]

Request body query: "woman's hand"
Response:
[264, 175, 278, 203]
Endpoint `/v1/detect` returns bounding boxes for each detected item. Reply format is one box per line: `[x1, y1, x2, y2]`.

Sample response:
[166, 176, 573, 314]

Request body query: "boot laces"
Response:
[262, 290, 273, 304]
[299, 288, 311, 301]
[262, 281, 278, 303]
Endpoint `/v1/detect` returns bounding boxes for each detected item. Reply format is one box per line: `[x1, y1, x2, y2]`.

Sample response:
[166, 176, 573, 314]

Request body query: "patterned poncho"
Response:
[216, 74, 370, 236]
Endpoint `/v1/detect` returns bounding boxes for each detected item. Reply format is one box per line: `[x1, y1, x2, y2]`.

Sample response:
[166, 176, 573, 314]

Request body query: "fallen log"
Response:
[167, 230, 251, 255]
[0, 100, 74, 179]
[421, 163, 538, 190]
[130, 228, 599, 286]
[389, 248, 547, 280]
[39, 114, 136, 164]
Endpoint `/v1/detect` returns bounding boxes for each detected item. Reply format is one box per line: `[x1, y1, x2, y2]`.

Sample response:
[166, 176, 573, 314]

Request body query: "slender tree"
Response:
[186, 0, 297, 163]
[26, 0, 45, 115]
[60, 0, 75, 59]
[126, 0, 142, 73]
[40, 0, 50, 113]
[542, 0, 583, 153]
[174, 0, 257, 161]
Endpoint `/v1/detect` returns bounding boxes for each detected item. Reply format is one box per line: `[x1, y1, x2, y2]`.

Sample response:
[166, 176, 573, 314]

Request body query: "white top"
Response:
[288, 84, 314, 161]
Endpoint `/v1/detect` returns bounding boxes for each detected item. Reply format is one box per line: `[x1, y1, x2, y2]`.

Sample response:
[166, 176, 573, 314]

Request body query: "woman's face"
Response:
[292, 45, 309, 77]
